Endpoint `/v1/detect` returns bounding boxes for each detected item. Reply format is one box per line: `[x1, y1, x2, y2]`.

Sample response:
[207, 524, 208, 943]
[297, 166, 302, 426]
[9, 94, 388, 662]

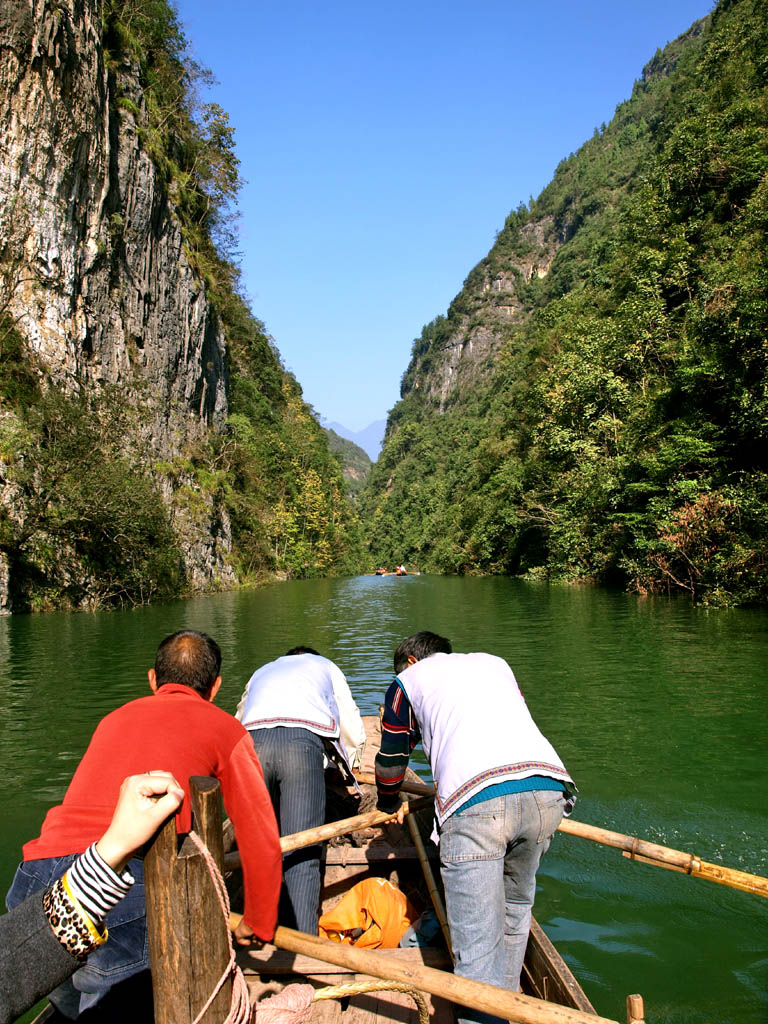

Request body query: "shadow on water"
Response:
[1, 575, 766, 1023]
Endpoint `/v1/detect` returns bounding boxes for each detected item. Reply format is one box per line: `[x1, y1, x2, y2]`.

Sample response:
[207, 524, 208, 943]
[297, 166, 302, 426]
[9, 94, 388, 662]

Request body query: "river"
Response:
[1, 575, 766, 1023]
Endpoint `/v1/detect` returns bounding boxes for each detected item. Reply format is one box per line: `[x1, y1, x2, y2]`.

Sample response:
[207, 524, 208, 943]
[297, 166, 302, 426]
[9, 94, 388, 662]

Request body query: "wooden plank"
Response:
[428, 992, 457, 1024]
[343, 980, 380, 1024]
[360, 718, 383, 775]
[245, 978, 286, 1004]
[335, 981, 446, 1024]
[310, 997, 344, 1024]
[381, 984, 426, 1024]
[186, 777, 232, 1024]
[625, 995, 645, 1024]
[145, 799, 193, 1022]
[273, 927, 615, 1024]
[145, 777, 232, 1024]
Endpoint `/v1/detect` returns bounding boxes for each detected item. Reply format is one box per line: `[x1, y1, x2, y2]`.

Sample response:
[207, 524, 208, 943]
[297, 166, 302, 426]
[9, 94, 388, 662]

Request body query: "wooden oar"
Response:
[356, 772, 768, 900]
[223, 795, 433, 872]
[235, 924, 623, 1024]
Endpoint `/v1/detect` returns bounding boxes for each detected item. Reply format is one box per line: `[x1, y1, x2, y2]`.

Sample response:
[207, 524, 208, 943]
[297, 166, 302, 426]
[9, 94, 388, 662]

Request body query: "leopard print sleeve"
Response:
[42, 875, 108, 960]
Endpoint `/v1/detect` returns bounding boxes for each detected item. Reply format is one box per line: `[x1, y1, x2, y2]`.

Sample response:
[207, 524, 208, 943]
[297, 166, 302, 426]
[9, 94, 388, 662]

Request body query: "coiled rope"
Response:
[314, 979, 429, 1024]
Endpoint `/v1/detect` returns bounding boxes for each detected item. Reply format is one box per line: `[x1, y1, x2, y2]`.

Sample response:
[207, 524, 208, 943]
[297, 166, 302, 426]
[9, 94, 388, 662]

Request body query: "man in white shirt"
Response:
[237, 646, 366, 933]
[375, 631, 574, 1024]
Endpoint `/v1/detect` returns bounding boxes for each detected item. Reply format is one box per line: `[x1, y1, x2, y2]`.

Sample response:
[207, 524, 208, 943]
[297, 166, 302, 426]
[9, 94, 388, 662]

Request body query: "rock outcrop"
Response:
[400, 215, 560, 411]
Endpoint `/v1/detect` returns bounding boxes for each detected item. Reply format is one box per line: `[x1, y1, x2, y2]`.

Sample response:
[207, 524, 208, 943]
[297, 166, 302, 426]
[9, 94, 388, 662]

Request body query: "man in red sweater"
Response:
[5, 630, 282, 1019]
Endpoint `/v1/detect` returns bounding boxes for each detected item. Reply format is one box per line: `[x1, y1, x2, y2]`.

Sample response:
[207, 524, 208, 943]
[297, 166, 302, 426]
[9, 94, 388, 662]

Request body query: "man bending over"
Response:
[375, 631, 575, 1024]
[237, 646, 366, 934]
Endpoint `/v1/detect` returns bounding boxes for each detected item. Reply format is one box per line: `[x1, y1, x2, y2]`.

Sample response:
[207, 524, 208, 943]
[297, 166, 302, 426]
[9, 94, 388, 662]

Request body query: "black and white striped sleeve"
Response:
[65, 844, 134, 924]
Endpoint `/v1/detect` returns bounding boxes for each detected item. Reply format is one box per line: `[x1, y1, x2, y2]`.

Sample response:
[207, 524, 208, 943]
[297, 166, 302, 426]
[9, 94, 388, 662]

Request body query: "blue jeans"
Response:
[6, 854, 148, 1019]
[439, 789, 566, 1024]
[250, 726, 326, 934]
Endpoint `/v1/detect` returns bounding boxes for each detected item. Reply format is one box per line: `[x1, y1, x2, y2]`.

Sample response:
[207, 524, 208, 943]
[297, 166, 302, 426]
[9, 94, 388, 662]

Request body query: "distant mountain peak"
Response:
[326, 419, 386, 461]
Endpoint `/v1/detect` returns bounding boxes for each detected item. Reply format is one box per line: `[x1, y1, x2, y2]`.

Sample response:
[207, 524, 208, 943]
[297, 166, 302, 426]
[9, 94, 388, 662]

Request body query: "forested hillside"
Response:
[324, 429, 372, 500]
[0, 0, 362, 611]
[359, 0, 768, 606]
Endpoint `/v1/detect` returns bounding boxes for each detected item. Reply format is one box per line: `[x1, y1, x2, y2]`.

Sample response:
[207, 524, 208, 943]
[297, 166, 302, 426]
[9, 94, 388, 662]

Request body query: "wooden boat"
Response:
[368, 571, 422, 577]
[35, 705, 768, 1023]
[235, 715, 598, 1023]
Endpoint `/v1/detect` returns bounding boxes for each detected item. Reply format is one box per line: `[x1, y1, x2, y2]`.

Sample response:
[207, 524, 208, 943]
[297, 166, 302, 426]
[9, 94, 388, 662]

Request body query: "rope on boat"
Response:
[314, 979, 429, 1024]
[188, 830, 252, 1024]
[250, 979, 429, 1024]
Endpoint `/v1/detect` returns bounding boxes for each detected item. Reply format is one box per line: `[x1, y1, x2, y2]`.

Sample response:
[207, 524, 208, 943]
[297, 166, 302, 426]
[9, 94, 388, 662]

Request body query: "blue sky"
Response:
[176, 0, 714, 432]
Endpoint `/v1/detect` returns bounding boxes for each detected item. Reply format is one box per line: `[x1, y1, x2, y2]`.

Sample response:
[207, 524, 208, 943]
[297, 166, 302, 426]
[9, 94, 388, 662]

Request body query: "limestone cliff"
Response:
[400, 216, 560, 412]
[0, 0, 236, 604]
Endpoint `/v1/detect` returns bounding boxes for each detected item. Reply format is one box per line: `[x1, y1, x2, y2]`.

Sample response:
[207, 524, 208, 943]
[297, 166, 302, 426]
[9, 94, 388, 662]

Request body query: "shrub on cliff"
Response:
[0, 385, 181, 610]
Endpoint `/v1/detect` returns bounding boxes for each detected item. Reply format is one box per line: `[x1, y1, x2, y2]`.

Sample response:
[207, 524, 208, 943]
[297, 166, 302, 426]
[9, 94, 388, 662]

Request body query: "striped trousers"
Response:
[249, 726, 325, 934]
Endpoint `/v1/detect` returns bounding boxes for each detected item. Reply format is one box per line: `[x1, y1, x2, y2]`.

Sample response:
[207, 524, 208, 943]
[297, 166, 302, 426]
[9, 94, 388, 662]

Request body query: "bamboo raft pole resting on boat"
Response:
[222, 795, 434, 871]
[354, 772, 768, 900]
[405, 803, 452, 954]
[229, 920, 631, 1024]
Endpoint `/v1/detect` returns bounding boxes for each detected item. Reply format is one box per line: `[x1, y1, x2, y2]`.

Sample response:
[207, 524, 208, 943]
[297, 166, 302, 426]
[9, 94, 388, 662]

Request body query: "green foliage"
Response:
[0, 318, 41, 410]
[360, 0, 768, 606]
[0, 385, 181, 609]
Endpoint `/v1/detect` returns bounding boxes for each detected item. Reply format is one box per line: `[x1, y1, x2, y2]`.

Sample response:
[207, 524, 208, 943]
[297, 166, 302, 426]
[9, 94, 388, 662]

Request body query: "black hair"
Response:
[285, 646, 321, 656]
[393, 631, 452, 674]
[154, 630, 222, 696]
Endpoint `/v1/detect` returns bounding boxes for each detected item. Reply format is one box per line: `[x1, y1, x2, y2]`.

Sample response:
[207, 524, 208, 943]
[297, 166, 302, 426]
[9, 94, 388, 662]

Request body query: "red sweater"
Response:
[23, 684, 282, 941]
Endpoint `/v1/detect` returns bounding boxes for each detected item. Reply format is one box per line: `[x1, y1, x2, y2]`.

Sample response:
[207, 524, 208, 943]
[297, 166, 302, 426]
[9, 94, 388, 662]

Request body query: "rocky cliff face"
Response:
[401, 216, 560, 411]
[0, 0, 235, 600]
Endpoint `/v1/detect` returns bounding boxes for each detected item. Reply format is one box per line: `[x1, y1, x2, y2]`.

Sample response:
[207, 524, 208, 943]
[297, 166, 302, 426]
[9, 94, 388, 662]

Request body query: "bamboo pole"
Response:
[356, 772, 768, 900]
[405, 807, 452, 955]
[223, 795, 434, 872]
[261, 925, 622, 1024]
[557, 818, 768, 899]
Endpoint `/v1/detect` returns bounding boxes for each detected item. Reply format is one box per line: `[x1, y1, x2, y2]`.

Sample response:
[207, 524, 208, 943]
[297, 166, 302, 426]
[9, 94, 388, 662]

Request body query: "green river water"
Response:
[0, 575, 766, 1024]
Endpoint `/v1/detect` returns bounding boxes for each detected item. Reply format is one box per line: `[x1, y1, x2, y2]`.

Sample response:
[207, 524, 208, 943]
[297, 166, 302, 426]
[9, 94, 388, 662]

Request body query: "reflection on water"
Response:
[0, 575, 766, 1023]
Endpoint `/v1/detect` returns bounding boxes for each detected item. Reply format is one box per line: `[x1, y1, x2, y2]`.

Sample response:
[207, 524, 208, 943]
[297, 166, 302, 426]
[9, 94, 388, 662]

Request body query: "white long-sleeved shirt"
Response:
[236, 653, 366, 768]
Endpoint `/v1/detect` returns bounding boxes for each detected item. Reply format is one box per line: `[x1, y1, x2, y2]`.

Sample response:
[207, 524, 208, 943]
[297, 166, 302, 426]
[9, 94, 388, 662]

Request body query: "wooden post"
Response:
[145, 776, 232, 1024]
[625, 994, 645, 1024]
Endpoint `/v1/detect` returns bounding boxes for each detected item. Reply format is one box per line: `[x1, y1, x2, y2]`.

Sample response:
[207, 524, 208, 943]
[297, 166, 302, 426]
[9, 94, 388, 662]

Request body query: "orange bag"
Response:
[318, 877, 418, 949]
